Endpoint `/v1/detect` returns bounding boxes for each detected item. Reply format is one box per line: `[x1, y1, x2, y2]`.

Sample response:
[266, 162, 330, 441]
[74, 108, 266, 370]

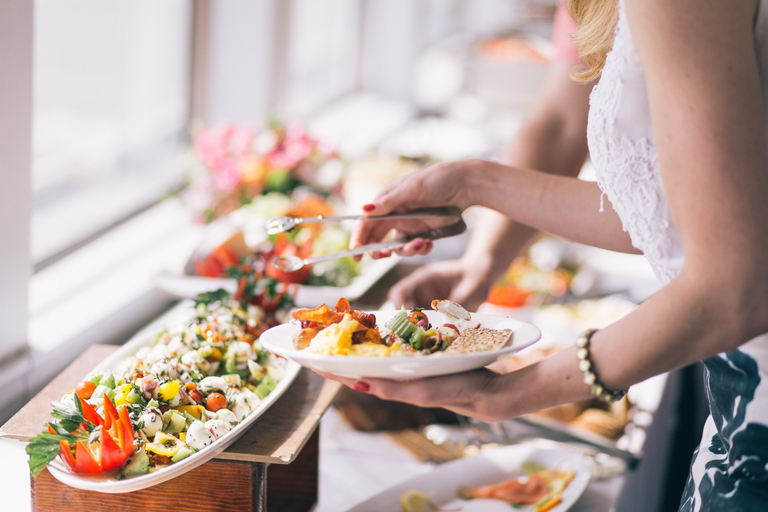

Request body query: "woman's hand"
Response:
[313, 369, 510, 422]
[350, 160, 478, 257]
[388, 259, 495, 311]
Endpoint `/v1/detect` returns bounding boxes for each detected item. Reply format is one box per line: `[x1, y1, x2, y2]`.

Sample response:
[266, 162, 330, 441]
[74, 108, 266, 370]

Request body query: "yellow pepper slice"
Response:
[145, 432, 185, 457]
[175, 405, 205, 420]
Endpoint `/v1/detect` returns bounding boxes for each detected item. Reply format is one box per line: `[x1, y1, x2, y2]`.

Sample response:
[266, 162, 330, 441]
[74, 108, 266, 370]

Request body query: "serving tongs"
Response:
[265, 206, 466, 272]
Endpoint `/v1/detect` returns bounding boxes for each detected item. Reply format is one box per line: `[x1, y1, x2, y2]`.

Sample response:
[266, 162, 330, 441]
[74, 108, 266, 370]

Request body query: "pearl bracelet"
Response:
[576, 328, 627, 404]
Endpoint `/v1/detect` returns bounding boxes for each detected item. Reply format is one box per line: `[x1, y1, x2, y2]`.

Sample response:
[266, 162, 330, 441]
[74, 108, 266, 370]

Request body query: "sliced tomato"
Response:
[266, 242, 312, 284]
[211, 245, 239, 268]
[408, 310, 428, 324]
[486, 284, 532, 308]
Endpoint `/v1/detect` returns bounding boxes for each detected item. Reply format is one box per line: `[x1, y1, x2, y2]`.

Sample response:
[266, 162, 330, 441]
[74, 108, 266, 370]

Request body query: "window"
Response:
[32, 0, 193, 267]
[283, 0, 361, 119]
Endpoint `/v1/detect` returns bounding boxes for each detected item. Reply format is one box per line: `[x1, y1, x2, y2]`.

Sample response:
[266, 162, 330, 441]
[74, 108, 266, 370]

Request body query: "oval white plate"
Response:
[260, 310, 541, 379]
[347, 445, 592, 512]
[45, 305, 302, 494]
[154, 256, 400, 308]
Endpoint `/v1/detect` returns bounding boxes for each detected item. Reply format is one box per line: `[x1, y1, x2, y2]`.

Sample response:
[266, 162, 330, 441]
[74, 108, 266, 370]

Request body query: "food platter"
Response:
[154, 256, 400, 307]
[347, 445, 591, 512]
[44, 307, 302, 494]
[259, 310, 541, 379]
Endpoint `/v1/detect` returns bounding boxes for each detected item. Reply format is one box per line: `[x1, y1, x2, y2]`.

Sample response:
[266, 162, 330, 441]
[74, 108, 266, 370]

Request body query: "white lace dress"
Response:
[587, 2, 768, 510]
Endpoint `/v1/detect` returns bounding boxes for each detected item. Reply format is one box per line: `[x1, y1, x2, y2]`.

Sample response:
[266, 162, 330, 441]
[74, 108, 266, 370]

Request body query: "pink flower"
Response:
[267, 124, 316, 169]
[213, 157, 241, 192]
[193, 123, 257, 169]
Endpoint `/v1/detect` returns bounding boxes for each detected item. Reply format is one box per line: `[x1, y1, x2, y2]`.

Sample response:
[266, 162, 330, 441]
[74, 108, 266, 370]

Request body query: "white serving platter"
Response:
[45, 303, 302, 494]
[154, 255, 400, 308]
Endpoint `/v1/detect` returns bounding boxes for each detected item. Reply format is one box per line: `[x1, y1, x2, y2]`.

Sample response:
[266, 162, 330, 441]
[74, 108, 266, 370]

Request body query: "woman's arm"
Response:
[461, 60, 598, 282]
[328, 0, 768, 422]
[388, 60, 599, 309]
[355, 159, 638, 254]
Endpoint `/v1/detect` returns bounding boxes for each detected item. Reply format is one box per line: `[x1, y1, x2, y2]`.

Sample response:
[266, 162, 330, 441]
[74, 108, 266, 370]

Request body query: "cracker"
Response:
[443, 327, 514, 354]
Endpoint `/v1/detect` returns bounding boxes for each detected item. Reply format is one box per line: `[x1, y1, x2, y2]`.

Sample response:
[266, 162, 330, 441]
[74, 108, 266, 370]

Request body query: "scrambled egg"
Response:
[305, 314, 402, 357]
[306, 314, 358, 355]
[348, 342, 401, 357]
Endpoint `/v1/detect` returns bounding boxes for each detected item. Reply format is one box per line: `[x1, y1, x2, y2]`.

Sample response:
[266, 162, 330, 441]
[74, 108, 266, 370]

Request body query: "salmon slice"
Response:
[460, 474, 549, 504]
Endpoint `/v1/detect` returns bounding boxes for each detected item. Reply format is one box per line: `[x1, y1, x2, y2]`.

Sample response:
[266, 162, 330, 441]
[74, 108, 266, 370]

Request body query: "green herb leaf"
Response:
[195, 288, 231, 306]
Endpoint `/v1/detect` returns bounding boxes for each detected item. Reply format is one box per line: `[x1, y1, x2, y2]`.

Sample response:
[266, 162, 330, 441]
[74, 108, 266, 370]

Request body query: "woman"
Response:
[319, 0, 768, 509]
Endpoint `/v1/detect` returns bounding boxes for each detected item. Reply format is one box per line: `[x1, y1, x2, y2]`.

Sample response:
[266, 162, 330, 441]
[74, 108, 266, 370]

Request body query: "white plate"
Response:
[45, 306, 302, 494]
[154, 256, 400, 308]
[347, 445, 592, 512]
[259, 310, 541, 379]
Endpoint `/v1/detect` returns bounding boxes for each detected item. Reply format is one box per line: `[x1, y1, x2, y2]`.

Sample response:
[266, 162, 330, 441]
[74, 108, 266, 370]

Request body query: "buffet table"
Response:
[0, 344, 340, 512]
[0, 256, 693, 512]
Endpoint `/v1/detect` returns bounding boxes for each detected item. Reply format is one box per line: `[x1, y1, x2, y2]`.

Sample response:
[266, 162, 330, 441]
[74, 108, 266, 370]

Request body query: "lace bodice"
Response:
[586, 2, 685, 283]
[588, 1, 768, 283]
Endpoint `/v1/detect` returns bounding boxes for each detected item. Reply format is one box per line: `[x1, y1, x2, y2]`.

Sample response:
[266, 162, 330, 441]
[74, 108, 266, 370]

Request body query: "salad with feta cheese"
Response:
[27, 289, 294, 480]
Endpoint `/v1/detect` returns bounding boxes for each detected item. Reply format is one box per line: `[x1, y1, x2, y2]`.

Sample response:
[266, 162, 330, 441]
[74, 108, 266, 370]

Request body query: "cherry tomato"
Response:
[265, 251, 312, 284]
[75, 380, 96, 400]
[265, 237, 313, 284]
[408, 310, 428, 324]
[204, 392, 228, 412]
[188, 389, 204, 405]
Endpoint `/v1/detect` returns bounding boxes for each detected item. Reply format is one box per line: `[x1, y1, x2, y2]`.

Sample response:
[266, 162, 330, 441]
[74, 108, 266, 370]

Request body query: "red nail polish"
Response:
[354, 381, 370, 392]
[362, 204, 376, 212]
[412, 239, 424, 250]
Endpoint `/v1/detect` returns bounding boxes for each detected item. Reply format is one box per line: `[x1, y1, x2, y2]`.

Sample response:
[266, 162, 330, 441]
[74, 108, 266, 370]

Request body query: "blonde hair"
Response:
[567, 0, 619, 82]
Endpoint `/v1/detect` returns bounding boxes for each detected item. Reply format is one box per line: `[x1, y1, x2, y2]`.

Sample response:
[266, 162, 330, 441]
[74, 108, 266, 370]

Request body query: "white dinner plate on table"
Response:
[259, 310, 541, 379]
[347, 444, 592, 512]
[45, 305, 302, 494]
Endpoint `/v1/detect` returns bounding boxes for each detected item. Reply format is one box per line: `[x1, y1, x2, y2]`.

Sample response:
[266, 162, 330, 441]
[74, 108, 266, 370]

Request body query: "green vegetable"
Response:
[410, 328, 423, 350]
[101, 372, 116, 389]
[121, 448, 150, 477]
[196, 289, 230, 307]
[198, 345, 214, 358]
[386, 312, 417, 341]
[126, 388, 146, 406]
[264, 169, 293, 193]
[254, 376, 276, 400]
[386, 311, 426, 349]
[248, 360, 265, 381]
[170, 446, 194, 463]
[162, 411, 186, 435]
[26, 400, 92, 477]
[223, 352, 249, 379]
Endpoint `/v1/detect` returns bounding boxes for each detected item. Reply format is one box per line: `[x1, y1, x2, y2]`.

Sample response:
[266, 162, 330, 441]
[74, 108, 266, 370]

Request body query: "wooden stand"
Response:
[0, 345, 340, 512]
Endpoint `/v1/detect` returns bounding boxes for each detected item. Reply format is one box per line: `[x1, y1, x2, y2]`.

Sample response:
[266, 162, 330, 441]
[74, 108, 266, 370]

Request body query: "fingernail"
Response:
[412, 239, 424, 250]
[362, 204, 376, 212]
[354, 381, 370, 392]
[379, 250, 391, 258]
[424, 240, 433, 250]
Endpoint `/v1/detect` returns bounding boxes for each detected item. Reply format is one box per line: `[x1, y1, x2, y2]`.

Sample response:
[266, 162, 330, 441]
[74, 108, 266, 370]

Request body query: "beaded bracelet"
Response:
[576, 328, 627, 404]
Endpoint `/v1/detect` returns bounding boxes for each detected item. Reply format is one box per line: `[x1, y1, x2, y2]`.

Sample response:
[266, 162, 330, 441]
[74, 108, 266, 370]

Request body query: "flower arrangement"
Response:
[184, 121, 344, 223]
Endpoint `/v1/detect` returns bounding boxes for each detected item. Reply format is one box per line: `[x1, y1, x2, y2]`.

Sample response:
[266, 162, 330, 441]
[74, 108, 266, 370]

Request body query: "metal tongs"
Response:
[265, 206, 466, 272]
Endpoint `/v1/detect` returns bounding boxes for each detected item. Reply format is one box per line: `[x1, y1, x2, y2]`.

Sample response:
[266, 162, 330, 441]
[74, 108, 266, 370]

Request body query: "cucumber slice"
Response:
[386, 312, 417, 340]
